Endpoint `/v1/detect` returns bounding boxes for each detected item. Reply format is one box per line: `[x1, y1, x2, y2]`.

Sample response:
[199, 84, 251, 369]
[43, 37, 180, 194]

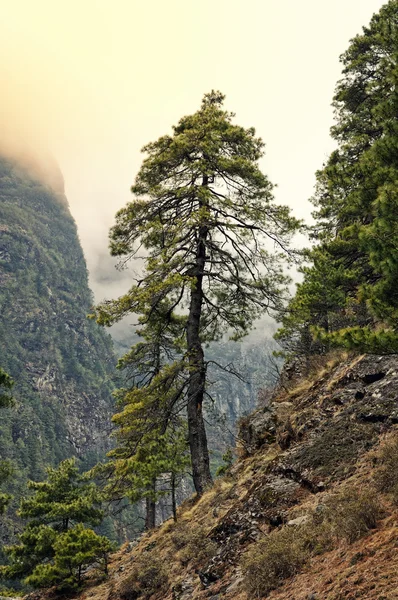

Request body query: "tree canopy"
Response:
[1, 458, 110, 588]
[277, 1, 398, 355]
[0, 367, 13, 409]
[95, 91, 300, 495]
[0, 368, 13, 516]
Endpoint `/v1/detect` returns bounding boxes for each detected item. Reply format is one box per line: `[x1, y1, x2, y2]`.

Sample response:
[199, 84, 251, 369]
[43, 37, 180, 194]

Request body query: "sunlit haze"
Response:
[1, 0, 386, 300]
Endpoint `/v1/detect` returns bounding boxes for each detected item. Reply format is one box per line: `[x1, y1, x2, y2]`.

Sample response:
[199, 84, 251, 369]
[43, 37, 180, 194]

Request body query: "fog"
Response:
[1, 0, 386, 305]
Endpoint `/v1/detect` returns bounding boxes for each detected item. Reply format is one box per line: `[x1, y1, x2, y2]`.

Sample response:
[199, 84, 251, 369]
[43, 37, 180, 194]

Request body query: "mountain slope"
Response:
[51, 352, 398, 599]
[0, 154, 116, 496]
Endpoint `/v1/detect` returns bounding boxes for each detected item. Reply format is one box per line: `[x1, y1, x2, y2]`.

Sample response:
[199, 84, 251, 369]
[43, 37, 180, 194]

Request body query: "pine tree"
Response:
[25, 524, 114, 590]
[96, 306, 189, 528]
[95, 91, 300, 494]
[1, 458, 105, 584]
[278, 1, 398, 354]
[0, 368, 13, 515]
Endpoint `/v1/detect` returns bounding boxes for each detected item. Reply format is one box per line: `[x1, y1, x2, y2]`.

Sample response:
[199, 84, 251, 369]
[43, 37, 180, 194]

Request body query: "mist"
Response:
[1, 0, 386, 313]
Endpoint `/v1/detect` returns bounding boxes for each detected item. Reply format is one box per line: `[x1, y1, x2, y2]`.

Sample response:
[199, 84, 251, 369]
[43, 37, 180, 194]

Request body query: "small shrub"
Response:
[325, 486, 382, 544]
[118, 552, 168, 600]
[170, 522, 217, 567]
[216, 448, 234, 476]
[299, 519, 334, 555]
[241, 514, 335, 598]
[241, 526, 308, 598]
[374, 434, 398, 503]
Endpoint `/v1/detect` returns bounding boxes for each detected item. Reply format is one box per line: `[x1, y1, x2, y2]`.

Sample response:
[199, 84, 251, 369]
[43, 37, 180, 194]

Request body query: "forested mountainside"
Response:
[0, 154, 116, 501]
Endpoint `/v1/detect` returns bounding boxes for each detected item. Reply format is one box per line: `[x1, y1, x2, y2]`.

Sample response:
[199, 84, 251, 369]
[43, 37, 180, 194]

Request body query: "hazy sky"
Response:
[1, 0, 387, 301]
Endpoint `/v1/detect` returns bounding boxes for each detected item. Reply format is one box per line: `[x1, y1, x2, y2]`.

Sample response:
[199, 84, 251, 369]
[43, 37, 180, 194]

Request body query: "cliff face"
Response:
[56, 352, 398, 600]
[205, 339, 279, 426]
[0, 155, 116, 489]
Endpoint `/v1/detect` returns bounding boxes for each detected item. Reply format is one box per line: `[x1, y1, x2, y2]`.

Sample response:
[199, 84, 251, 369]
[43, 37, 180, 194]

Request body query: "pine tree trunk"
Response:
[186, 175, 213, 496]
[171, 472, 177, 522]
[145, 480, 156, 530]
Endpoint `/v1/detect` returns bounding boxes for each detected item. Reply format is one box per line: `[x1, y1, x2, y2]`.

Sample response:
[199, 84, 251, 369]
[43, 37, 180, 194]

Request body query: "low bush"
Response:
[118, 552, 168, 600]
[241, 485, 380, 598]
[325, 486, 382, 544]
[241, 526, 308, 598]
[170, 522, 217, 567]
[374, 434, 398, 503]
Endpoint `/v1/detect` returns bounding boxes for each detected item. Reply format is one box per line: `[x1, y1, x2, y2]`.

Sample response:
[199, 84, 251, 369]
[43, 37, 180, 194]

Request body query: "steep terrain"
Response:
[0, 154, 116, 510]
[54, 352, 398, 599]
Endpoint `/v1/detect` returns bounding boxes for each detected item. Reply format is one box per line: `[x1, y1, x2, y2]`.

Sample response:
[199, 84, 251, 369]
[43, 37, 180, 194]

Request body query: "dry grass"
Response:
[374, 432, 398, 504]
[280, 351, 353, 403]
[118, 551, 168, 600]
[241, 483, 382, 598]
[170, 521, 217, 568]
[324, 484, 383, 544]
[241, 525, 311, 598]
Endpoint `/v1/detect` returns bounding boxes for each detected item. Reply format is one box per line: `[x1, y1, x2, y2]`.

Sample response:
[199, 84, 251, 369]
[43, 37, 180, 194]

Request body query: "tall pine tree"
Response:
[278, 1, 398, 354]
[96, 91, 300, 494]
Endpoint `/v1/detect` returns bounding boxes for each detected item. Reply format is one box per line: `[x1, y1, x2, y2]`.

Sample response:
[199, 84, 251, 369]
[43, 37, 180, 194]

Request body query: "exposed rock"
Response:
[287, 515, 309, 527]
[238, 406, 277, 454]
[172, 577, 196, 600]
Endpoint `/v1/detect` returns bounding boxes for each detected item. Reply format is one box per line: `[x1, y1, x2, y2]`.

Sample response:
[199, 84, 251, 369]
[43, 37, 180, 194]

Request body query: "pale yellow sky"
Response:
[1, 0, 387, 299]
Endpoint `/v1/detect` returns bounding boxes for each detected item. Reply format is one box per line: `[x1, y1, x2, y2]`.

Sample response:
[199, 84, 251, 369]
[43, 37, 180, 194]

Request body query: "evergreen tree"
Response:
[25, 524, 113, 590]
[0, 367, 13, 409]
[1, 458, 105, 585]
[96, 306, 189, 528]
[95, 91, 300, 494]
[278, 1, 398, 354]
[0, 461, 13, 516]
[0, 368, 13, 515]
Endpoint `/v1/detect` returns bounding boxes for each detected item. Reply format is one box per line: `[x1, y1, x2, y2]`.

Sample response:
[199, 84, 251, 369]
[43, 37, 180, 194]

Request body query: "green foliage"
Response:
[277, 1, 398, 355]
[19, 458, 103, 529]
[0, 368, 13, 409]
[104, 410, 190, 506]
[1, 459, 107, 587]
[25, 524, 114, 590]
[215, 448, 234, 476]
[0, 368, 14, 517]
[0, 460, 13, 516]
[95, 91, 300, 494]
[97, 90, 299, 340]
[94, 303, 190, 527]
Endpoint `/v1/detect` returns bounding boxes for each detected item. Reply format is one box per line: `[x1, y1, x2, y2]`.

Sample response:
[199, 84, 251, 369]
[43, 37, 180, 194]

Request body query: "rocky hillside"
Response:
[0, 154, 116, 498]
[55, 352, 398, 599]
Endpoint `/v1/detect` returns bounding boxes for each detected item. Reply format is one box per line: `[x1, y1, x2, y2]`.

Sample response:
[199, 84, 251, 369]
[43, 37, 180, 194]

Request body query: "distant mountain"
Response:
[0, 154, 116, 509]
